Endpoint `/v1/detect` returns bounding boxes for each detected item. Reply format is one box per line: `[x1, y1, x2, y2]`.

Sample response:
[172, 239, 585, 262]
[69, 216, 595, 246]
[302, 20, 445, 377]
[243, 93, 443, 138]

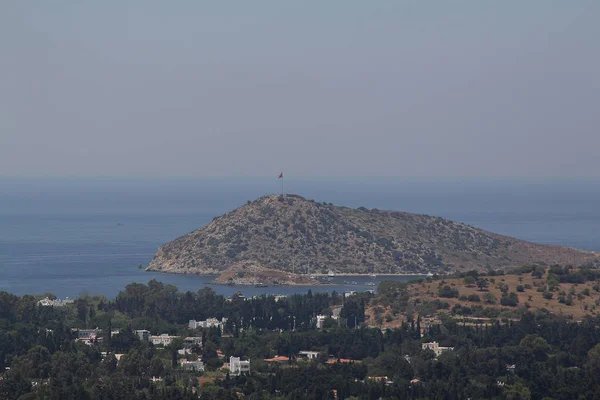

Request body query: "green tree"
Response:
[520, 335, 551, 361]
[476, 278, 488, 291]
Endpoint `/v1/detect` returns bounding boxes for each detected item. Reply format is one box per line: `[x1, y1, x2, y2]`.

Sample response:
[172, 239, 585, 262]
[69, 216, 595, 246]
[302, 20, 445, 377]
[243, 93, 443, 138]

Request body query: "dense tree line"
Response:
[2, 279, 600, 399]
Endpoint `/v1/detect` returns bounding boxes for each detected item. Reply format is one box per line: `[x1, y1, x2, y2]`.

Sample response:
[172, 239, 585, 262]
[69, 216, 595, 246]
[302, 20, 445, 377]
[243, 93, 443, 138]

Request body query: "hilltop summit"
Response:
[147, 194, 598, 275]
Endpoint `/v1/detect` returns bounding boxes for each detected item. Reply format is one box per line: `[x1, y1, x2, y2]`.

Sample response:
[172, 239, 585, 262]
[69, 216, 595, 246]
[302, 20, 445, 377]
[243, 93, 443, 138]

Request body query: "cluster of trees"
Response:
[3, 278, 600, 399]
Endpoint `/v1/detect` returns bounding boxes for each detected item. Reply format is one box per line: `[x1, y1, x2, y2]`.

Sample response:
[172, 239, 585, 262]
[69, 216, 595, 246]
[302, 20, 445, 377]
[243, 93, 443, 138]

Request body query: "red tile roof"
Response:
[264, 356, 290, 362]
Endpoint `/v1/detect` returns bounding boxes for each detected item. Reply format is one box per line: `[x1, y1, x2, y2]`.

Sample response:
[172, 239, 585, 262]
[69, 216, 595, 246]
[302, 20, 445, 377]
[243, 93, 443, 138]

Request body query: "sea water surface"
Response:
[1, 177, 599, 299]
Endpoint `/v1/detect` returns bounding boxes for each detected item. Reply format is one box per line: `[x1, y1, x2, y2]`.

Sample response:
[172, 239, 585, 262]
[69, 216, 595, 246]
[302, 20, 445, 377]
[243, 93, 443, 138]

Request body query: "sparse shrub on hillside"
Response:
[559, 294, 574, 306]
[547, 274, 560, 291]
[531, 269, 544, 279]
[438, 285, 459, 298]
[484, 293, 497, 304]
[500, 292, 519, 307]
[543, 292, 553, 300]
[467, 294, 481, 302]
[516, 285, 525, 292]
[463, 276, 475, 286]
[498, 283, 509, 295]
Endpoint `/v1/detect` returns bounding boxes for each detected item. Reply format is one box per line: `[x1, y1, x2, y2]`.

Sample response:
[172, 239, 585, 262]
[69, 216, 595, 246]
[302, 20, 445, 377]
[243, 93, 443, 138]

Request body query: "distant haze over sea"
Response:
[1, 177, 599, 298]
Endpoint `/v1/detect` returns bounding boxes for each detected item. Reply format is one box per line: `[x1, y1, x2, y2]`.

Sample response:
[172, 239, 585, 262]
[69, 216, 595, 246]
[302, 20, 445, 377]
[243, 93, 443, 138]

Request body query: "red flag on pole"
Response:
[278, 172, 283, 179]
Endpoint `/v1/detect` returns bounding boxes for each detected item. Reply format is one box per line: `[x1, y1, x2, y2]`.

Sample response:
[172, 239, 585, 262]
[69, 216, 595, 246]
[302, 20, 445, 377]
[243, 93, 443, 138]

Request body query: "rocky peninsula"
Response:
[147, 194, 599, 278]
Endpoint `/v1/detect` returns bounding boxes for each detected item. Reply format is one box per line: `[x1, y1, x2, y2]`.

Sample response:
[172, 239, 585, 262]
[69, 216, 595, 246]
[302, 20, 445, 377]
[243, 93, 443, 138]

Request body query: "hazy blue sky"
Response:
[1, 1, 598, 178]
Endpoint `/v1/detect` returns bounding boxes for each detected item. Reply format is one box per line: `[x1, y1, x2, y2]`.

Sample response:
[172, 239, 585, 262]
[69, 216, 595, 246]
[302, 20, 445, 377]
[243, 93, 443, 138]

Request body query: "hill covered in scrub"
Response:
[146, 194, 599, 276]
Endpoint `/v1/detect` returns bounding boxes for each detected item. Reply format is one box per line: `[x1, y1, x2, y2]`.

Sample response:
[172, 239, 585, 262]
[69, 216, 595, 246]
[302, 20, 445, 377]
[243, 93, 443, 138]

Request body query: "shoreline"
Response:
[145, 268, 426, 287]
[204, 281, 330, 287]
[145, 268, 426, 279]
[312, 273, 426, 277]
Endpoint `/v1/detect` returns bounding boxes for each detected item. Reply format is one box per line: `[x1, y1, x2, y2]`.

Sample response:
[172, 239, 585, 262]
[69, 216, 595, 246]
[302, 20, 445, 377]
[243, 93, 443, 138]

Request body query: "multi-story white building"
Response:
[229, 356, 250, 376]
[189, 317, 227, 330]
[316, 315, 327, 329]
[422, 341, 454, 357]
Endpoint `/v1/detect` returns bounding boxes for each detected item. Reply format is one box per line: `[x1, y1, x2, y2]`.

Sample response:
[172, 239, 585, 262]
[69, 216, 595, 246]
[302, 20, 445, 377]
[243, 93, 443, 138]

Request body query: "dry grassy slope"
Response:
[147, 194, 598, 275]
[404, 270, 600, 320]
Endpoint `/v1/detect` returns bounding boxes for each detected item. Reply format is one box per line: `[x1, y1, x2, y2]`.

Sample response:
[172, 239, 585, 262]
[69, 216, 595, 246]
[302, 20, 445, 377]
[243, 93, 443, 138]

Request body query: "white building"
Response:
[150, 334, 177, 346]
[73, 328, 101, 339]
[316, 315, 327, 329]
[229, 356, 250, 376]
[38, 297, 74, 307]
[178, 348, 192, 356]
[298, 351, 320, 360]
[422, 341, 454, 357]
[181, 359, 205, 372]
[184, 337, 203, 347]
[189, 317, 227, 330]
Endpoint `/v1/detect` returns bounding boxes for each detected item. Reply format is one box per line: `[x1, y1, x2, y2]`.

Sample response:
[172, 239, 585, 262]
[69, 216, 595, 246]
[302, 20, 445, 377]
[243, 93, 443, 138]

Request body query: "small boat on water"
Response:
[370, 273, 376, 278]
[328, 271, 335, 277]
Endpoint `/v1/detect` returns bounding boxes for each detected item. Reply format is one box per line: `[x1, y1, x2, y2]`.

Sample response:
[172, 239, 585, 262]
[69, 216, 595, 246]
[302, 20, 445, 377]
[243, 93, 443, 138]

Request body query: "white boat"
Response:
[370, 273, 376, 278]
[427, 272, 434, 277]
[328, 271, 335, 277]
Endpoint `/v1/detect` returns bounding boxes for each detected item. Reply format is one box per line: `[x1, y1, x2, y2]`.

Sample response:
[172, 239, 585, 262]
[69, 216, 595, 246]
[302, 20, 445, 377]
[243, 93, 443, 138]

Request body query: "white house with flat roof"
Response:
[150, 334, 177, 346]
[298, 350, 320, 360]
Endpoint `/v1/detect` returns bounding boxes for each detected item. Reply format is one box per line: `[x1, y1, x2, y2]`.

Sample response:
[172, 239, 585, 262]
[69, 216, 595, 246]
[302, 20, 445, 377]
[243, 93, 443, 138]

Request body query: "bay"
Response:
[1, 177, 599, 298]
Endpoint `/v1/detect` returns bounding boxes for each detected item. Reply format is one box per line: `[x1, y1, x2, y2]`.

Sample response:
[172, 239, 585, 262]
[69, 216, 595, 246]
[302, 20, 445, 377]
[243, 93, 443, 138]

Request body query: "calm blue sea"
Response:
[1, 178, 599, 299]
